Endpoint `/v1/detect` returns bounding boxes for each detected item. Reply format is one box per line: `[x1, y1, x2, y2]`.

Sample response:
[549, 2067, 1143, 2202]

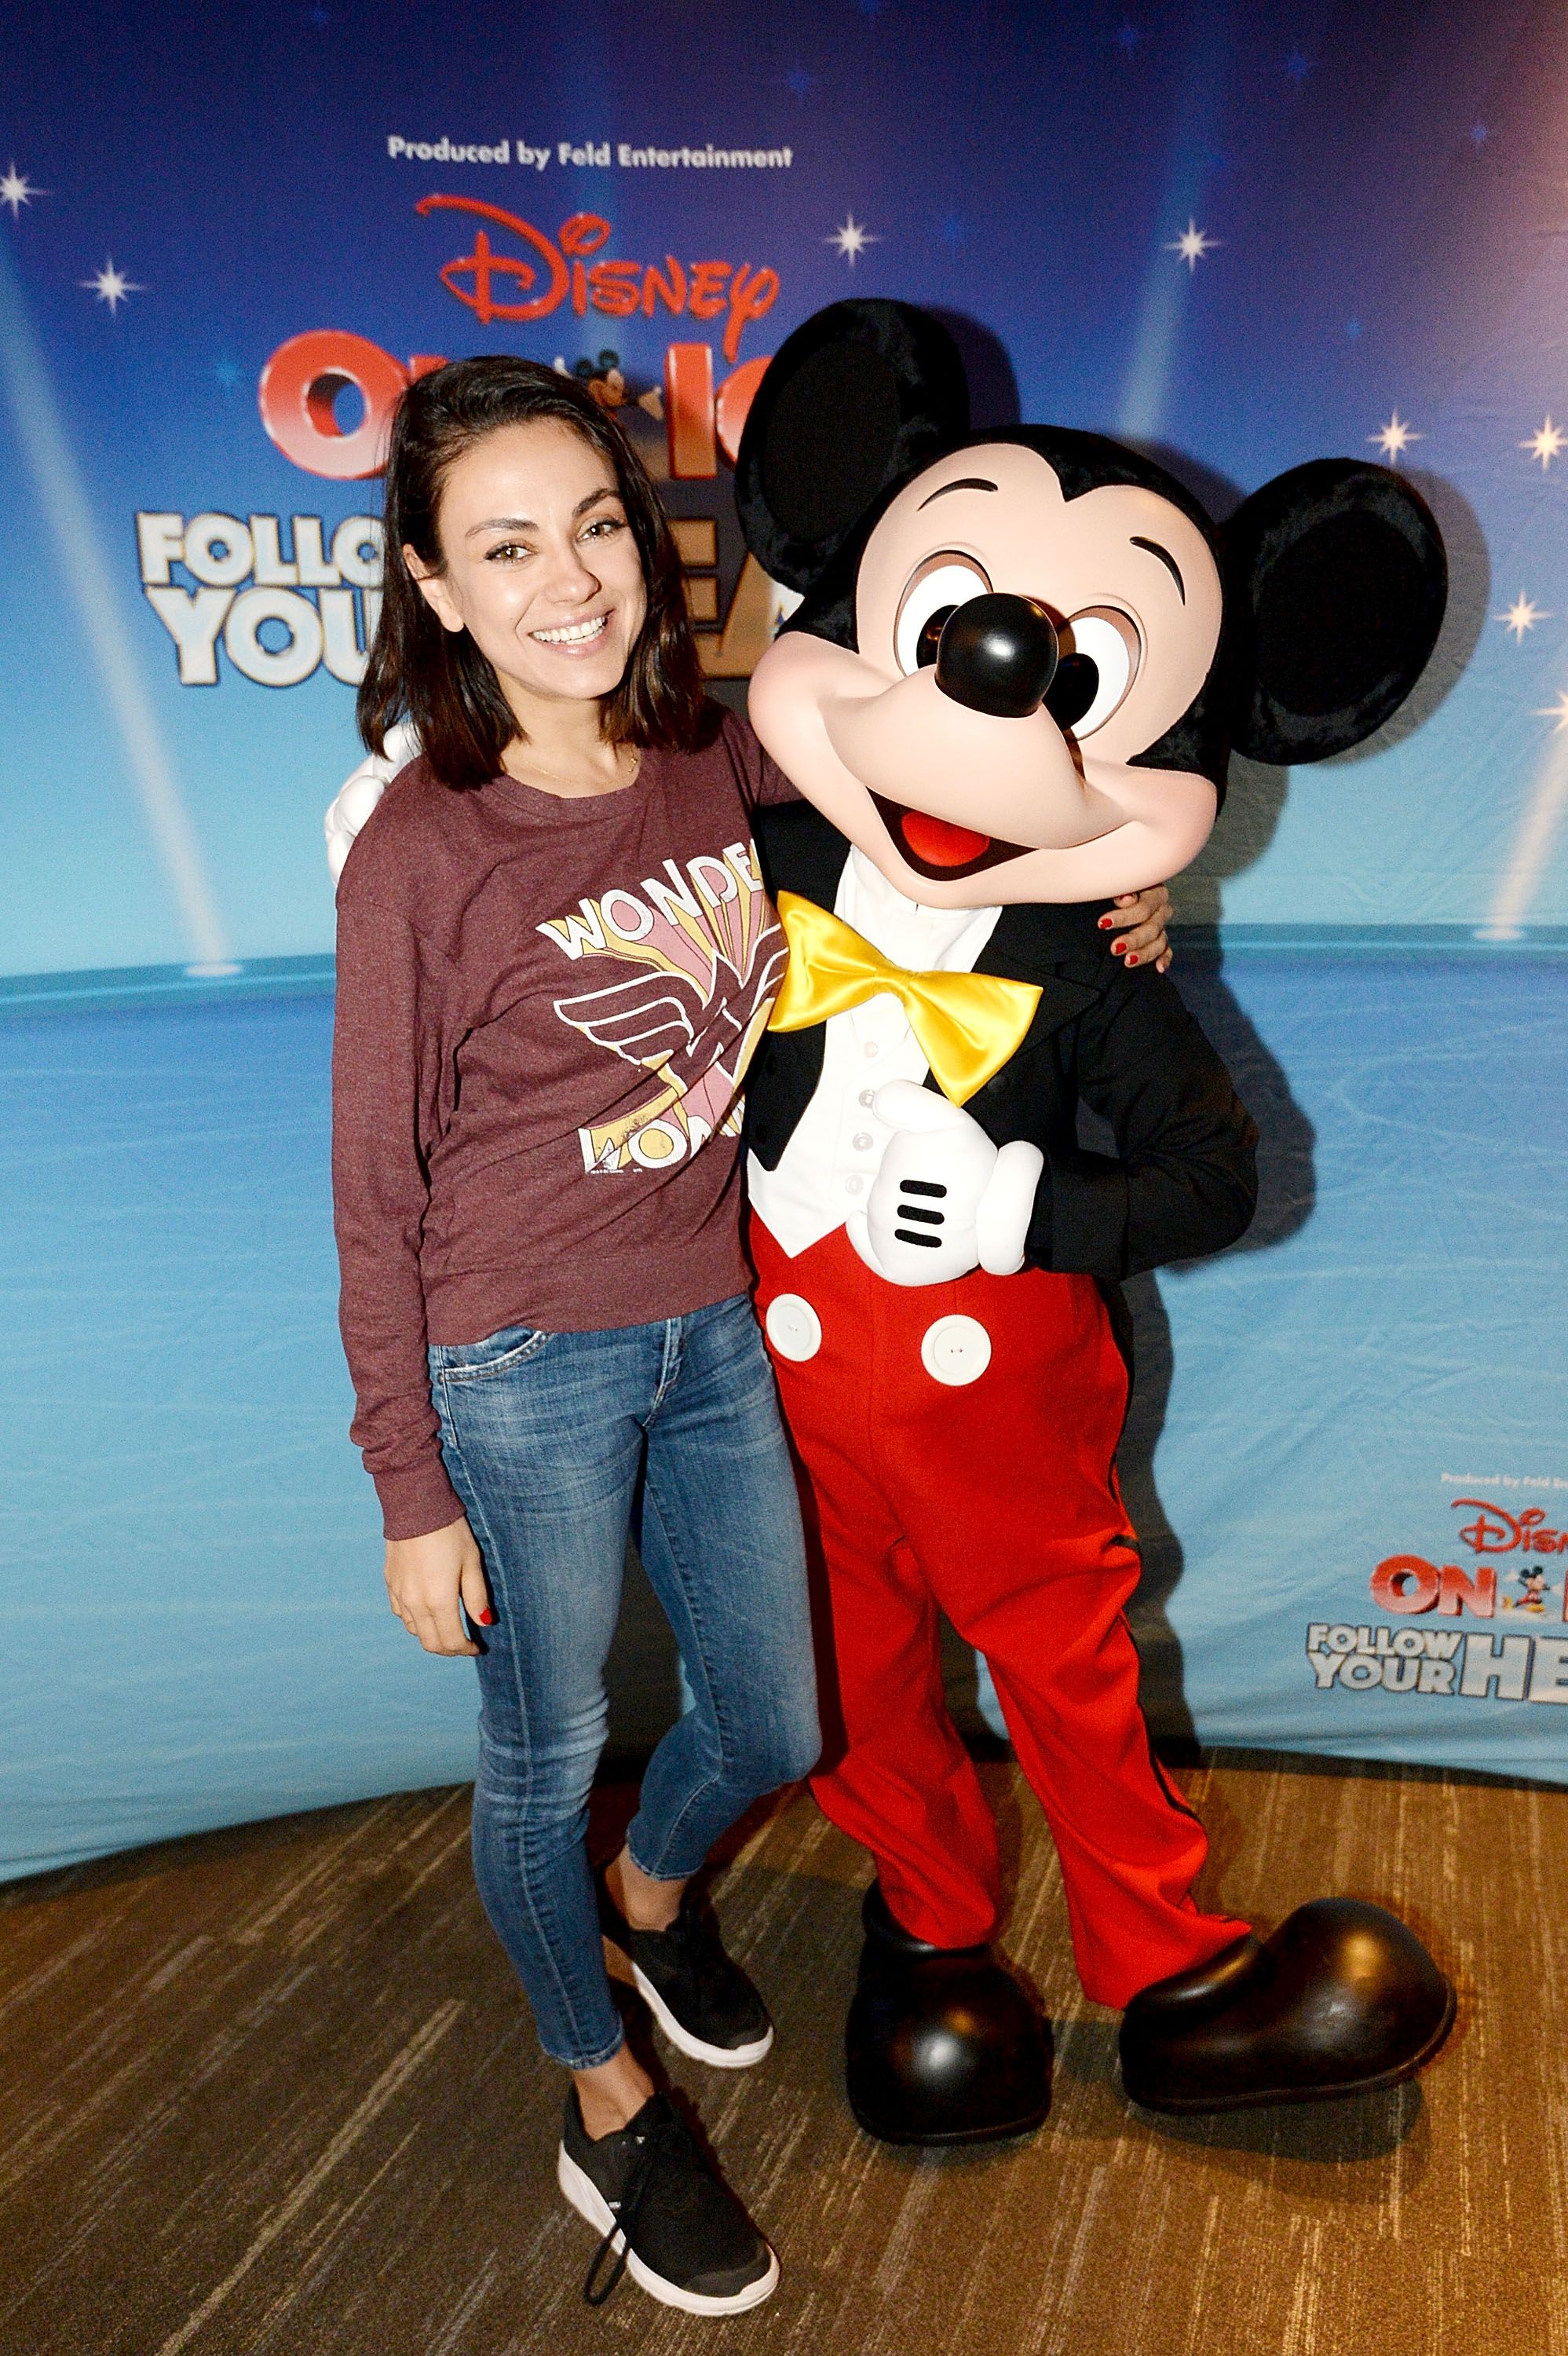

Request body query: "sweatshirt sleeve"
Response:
[722, 706, 802, 808]
[331, 893, 466, 1540]
[1025, 966, 1259, 1281]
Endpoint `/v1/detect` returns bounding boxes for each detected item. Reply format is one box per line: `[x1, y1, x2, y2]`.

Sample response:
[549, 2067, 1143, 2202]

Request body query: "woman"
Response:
[331, 356, 1171, 2314]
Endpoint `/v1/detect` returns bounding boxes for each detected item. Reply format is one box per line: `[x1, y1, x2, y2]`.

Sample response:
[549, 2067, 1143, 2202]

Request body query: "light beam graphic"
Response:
[1117, 10, 1234, 441]
[0, 239, 232, 970]
[1478, 708, 1568, 938]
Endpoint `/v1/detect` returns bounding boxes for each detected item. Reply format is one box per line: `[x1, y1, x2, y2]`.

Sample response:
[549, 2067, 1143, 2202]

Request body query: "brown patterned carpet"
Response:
[0, 1752, 1561, 2356]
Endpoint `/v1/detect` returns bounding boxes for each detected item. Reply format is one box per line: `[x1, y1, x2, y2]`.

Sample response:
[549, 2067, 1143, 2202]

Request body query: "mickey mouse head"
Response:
[737, 298, 1447, 907]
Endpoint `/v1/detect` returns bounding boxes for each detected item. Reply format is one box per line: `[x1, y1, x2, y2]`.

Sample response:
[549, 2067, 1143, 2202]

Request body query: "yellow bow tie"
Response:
[767, 891, 1042, 1107]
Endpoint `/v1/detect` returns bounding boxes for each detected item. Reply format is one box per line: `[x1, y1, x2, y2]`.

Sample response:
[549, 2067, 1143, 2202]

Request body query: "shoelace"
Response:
[582, 2109, 695, 2308]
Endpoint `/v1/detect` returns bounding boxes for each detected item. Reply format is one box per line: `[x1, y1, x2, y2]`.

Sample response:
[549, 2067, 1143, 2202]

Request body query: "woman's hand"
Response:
[385, 1516, 492, 1655]
[1100, 883, 1174, 973]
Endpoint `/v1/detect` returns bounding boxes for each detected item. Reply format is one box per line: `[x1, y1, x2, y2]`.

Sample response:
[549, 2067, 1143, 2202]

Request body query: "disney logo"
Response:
[1452, 1498, 1568, 1556]
[416, 197, 778, 362]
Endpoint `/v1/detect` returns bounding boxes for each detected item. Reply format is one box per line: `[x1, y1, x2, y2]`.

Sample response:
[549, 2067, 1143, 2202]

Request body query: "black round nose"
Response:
[934, 594, 1059, 719]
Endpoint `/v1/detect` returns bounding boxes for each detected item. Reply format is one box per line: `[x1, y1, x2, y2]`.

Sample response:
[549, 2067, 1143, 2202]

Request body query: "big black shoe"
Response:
[597, 1869, 773, 2069]
[1118, 1897, 1457, 2114]
[558, 2089, 778, 2314]
[845, 1882, 1051, 2146]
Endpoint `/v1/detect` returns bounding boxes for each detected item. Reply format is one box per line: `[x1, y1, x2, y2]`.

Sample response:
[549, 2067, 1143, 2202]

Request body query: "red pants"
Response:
[751, 1214, 1248, 2007]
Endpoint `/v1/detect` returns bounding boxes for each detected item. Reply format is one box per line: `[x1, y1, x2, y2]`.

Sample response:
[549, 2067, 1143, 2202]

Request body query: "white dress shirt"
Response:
[748, 849, 1003, 1257]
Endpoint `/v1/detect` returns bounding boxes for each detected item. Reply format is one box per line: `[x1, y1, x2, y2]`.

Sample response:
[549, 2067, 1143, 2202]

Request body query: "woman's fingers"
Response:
[383, 1516, 482, 1654]
[1100, 884, 1174, 970]
[459, 1550, 495, 1632]
[410, 1597, 478, 1656]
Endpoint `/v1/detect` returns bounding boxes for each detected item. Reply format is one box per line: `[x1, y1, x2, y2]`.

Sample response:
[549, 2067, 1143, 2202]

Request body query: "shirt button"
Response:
[858, 1089, 875, 1108]
[845, 1175, 864, 1196]
[853, 1132, 873, 1151]
[863, 1041, 880, 1060]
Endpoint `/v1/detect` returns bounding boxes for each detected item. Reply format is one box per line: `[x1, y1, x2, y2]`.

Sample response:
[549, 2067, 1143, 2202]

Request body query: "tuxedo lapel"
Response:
[974, 903, 1104, 1054]
[745, 804, 852, 1168]
[752, 800, 853, 908]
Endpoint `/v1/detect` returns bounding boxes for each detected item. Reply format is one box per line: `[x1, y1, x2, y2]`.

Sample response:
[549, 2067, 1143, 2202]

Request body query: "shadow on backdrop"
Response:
[1113, 946, 1318, 1753]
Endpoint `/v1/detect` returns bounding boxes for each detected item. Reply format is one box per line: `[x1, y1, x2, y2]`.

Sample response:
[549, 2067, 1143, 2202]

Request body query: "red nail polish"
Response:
[1125, 953, 1139, 967]
[1110, 940, 1126, 954]
[479, 1608, 495, 1626]
[1098, 914, 1113, 929]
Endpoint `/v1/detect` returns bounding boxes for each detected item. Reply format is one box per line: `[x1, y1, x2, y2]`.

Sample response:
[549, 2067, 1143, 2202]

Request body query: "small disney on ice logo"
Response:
[1303, 1475, 1568, 1707]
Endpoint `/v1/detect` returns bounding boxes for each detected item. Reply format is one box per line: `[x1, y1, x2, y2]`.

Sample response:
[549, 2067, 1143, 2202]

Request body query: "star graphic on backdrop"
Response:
[213, 357, 240, 391]
[1470, 123, 1489, 148]
[1521, 417, 1566, 470]
[1166, 218, 1220, 272]
[1, 163, 45, 218]
[1346, 316, 1362, 340]
[1369, 411, 1421, 463]
[1284, 49, 1312, 84]
[82, 258, 144, 313]
[938, 212, 968, 250]
[1534, 689, 1568, 731]
[1116, 22, 1142, 53]
[827, 216, 879, 268]
[856, 0, 885, 16]
[1497, 594, 1550, 643]
[784, 64, 814, 98]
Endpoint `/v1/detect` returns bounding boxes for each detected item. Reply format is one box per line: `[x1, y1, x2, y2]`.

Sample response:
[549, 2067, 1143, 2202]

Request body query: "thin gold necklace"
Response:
[507, 744, 641, 796]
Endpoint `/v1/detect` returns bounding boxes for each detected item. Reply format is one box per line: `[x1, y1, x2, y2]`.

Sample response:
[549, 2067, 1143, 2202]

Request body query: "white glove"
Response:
[323, 719, 421, 880]
[846, 1079, 1046, 1288]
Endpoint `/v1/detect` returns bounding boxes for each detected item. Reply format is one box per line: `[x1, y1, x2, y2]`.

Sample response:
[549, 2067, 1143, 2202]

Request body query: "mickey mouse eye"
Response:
[1043, 609, 1141, 737]
[894, 554, 992, 675]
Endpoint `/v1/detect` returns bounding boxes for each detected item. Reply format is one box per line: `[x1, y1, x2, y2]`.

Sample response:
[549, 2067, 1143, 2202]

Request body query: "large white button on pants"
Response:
[919, 1314, 992, 1387]
[765, 1293, 823, 1363]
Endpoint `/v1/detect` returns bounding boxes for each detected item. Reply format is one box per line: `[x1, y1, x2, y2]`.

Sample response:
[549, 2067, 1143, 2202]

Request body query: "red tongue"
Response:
[899, 810, 992, 869]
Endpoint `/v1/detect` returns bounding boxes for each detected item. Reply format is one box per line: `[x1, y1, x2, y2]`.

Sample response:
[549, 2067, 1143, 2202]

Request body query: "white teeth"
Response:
[533, 614, 609, 644]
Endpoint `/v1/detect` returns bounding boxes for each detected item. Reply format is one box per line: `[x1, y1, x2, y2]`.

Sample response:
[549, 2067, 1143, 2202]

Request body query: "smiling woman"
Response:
[359, 357, 705, 792]
[334, 357, 825, 2317]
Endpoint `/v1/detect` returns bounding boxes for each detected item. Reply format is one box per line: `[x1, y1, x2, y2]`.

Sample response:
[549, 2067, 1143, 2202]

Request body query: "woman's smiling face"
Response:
[409, 417, 649, 715]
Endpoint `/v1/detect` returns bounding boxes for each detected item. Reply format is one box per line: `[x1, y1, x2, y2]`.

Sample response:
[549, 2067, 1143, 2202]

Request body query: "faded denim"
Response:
[429, 1293, 819, 2069]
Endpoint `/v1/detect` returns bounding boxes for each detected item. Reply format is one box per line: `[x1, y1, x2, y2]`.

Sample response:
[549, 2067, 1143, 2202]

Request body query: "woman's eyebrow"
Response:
[1131, 534, 1185, 602]
[917, 477, 999, 508]
[466, 488, 619, 538]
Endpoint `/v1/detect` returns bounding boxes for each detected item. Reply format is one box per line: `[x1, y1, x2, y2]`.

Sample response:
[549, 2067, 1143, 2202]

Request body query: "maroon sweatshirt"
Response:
[332, 708, 793, 1539]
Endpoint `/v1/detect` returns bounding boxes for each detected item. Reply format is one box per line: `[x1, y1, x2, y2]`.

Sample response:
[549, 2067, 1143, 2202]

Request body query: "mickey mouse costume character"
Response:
[734, 298, 1456, 2142]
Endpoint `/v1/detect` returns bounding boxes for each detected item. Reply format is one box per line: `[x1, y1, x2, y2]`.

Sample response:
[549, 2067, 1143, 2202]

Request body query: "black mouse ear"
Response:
[735, 299, 970, 594]
[1224, 459, 1447, 764]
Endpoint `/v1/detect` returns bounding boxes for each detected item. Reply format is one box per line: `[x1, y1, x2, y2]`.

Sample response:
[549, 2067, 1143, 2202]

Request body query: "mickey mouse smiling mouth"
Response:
[867, 793, 1034, 881]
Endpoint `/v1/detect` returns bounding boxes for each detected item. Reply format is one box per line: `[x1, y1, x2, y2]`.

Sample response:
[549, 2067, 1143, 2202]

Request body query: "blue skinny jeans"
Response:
[429, 1293, 821, 2070]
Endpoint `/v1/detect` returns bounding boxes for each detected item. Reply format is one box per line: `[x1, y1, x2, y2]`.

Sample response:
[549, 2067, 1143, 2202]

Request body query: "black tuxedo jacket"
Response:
[744, 803, 1258, 1282]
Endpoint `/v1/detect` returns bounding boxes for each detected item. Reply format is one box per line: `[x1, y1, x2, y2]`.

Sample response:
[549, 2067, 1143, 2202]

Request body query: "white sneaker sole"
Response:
[630, 1963, 775, 2069]
[557, 2145, 780, 2314]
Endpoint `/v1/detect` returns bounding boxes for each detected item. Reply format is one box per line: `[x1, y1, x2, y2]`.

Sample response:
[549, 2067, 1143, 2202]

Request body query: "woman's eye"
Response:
[1044, 610, 1139, 737]
[485, 541, 530, 563]
[894, 558, 992, 675]
[583, 515, 623, 539]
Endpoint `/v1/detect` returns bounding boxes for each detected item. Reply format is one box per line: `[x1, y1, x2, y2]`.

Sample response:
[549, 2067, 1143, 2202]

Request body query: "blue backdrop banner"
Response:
[2, 0, 1566, 1875]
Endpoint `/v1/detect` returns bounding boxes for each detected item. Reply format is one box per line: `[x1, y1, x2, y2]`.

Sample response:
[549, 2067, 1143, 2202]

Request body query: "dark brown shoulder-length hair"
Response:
[358, 356, 711, 788]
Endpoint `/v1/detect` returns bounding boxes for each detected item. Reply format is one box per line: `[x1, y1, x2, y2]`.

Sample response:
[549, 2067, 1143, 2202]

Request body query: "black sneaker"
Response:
[598, 1871, 774, 2069]
[558, 2089, 779, 2313]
